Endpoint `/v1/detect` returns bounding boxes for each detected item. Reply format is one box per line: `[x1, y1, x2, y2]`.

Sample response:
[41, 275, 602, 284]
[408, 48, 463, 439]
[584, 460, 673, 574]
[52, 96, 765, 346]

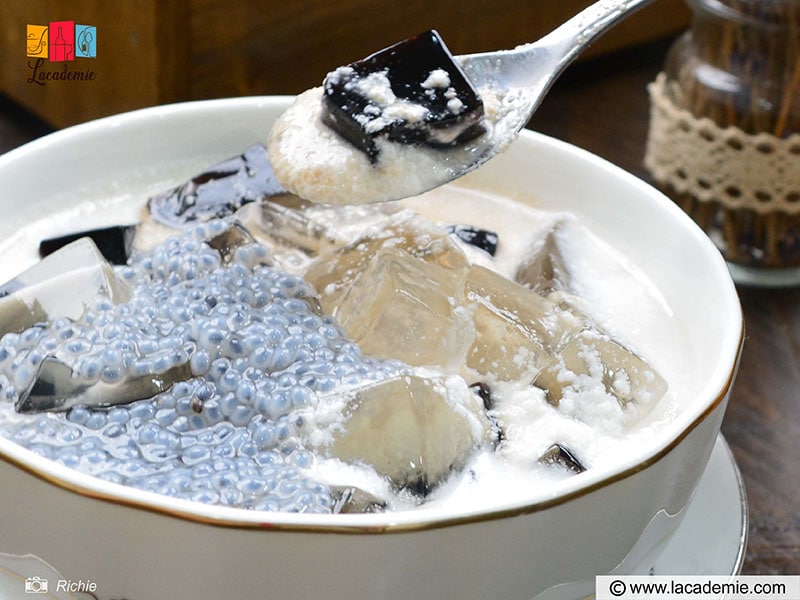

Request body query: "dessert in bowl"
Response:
[0, 96, 742, 600]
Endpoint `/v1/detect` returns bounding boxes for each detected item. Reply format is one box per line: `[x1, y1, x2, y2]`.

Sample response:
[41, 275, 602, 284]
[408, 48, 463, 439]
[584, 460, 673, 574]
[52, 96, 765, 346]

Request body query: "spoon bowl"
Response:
[268, 0, 660, 204]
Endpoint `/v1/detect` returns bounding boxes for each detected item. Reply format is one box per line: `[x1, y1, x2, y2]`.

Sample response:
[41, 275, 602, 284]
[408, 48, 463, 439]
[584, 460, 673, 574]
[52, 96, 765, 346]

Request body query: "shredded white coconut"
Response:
[421, 69, 451, 89]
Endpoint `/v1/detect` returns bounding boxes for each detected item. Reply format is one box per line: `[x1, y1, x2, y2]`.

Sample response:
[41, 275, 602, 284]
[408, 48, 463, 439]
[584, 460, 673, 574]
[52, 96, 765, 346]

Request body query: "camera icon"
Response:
[24, 576, 49, 594]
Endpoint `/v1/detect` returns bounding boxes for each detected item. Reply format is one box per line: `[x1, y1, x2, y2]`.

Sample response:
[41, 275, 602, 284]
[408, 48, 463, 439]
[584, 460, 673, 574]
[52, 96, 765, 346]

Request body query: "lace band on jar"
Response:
[645, 73, 800, 216]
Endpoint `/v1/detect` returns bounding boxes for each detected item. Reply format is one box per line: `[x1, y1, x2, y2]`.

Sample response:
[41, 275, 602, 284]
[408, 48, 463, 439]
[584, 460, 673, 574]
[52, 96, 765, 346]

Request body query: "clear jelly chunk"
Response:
[334, 247, 473, 370]
[305, 212, 468, 314]
[464, 265, 581, 381]
[0, 238, 131, 336]
[233, 197, 338, 272]
[514, 220, 571, 295]
[234, 198, 406, 274]
[327, 374, 490, 494]
[533, 327, 668, 412]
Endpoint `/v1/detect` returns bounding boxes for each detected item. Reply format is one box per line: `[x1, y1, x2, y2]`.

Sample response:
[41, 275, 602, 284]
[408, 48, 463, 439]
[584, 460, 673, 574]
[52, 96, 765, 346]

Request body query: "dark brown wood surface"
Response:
[1, 35, 798, 576]
[0, 0, 689, 127]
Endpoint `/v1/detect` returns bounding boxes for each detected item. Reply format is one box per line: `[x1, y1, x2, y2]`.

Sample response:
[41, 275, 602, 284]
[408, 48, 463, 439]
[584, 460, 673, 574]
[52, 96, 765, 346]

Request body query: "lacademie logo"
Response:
[26, 20, 97, 85]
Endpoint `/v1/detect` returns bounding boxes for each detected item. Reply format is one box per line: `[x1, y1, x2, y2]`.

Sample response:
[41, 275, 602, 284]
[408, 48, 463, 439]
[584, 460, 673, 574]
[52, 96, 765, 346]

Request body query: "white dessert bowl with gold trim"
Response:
[0, 97, 743, 600]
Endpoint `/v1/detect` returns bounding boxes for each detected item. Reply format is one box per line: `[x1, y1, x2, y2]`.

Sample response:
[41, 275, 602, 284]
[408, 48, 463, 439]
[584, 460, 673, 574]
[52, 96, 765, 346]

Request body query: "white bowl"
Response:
[0, 97, 743, 600]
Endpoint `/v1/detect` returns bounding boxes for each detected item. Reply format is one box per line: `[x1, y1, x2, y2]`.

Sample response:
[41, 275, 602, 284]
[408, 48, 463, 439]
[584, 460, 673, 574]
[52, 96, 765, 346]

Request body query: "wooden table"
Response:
[1, 35, 798, 576]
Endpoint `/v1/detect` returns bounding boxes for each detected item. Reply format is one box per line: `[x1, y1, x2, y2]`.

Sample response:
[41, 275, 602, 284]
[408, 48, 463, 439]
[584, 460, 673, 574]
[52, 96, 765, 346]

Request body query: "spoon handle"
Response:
[536, 0, 660, 64]
[459, 0, 659, 91]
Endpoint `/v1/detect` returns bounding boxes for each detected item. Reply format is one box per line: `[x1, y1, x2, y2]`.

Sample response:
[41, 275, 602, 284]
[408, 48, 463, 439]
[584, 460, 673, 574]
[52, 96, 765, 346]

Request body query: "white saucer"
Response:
[534, 435, 748, 600]
[649, 434, 748, 576]
[0, 553, 74, 600]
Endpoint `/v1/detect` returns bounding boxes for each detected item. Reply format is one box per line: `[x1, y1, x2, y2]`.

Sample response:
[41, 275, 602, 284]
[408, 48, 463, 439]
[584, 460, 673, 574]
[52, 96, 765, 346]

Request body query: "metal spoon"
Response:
[270, 0, 659, 204]
[449, 0, 658, 183]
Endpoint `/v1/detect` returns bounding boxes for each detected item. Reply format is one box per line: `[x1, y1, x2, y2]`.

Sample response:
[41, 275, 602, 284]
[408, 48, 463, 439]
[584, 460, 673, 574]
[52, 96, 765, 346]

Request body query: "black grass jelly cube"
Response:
[321, 30, 485, 163]
[147, 143, 287, 227]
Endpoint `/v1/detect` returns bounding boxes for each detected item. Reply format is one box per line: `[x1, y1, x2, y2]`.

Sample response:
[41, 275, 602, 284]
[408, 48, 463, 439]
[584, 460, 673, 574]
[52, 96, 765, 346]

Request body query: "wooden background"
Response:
[1, 0, 689, 127]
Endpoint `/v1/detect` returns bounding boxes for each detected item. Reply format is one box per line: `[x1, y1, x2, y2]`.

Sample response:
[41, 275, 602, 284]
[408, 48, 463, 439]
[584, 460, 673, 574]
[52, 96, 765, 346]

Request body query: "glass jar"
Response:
[645, 0, 800, 286]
